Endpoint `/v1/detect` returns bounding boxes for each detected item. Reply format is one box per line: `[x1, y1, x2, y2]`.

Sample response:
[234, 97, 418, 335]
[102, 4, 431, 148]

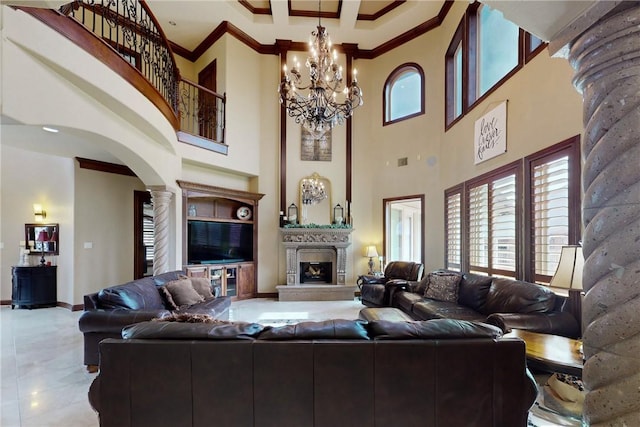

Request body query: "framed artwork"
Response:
[474, 100, 507, 164]
[301, 128, 331, 161]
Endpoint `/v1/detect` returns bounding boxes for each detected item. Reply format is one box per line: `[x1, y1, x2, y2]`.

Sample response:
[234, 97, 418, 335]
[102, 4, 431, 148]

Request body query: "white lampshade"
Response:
[365, 245, 378, 258]
[549, 245, 584, 290]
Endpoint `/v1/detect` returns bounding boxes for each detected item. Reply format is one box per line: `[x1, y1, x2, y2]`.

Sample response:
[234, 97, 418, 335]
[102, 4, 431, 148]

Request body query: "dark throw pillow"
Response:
[424, 272, 461, 303]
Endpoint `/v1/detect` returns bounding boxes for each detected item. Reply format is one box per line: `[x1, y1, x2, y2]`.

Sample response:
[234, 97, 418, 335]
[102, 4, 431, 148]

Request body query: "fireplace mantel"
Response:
[281, 227, 353, 244]
[278, 227, 356, 301]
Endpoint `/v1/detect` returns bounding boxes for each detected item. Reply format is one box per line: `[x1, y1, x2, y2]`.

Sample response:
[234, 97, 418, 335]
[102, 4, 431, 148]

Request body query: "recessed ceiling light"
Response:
[168, 20, 176, 26]
[42, 126, 59, 133]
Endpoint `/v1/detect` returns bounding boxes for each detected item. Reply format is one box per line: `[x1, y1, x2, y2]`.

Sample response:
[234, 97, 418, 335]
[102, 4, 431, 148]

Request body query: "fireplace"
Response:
[277, 227, 356, 301]
[300, 262, 332, 284]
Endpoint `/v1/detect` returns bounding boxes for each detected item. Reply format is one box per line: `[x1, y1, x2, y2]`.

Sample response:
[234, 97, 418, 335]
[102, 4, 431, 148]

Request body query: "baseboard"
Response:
[1, 300, 83, 311]
[255, 292, 278, 299]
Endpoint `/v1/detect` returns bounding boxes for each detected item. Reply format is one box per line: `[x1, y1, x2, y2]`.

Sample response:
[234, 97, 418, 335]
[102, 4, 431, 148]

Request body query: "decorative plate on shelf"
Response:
[236, 206, 252, 220]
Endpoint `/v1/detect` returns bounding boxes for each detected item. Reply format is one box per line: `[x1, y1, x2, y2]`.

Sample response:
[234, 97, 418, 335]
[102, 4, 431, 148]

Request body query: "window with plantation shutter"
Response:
[467, 166, 518, 278]
[445, 187, 462, 271]
[526, 136, 581, 283]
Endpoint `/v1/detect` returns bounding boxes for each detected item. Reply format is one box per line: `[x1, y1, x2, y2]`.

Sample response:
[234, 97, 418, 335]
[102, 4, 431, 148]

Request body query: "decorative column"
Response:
[565, 5, 640, 425]
[149, 188, 173, 276]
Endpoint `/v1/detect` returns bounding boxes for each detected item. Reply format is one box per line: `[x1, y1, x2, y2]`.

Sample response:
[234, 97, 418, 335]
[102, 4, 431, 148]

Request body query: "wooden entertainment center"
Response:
[177, 180, 264, 300]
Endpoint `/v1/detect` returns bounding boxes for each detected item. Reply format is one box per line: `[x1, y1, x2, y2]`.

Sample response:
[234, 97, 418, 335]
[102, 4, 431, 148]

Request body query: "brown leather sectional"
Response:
[89, 318, 538, 427]
[362, 270, 580, 338]
[78, 270, 231, 369]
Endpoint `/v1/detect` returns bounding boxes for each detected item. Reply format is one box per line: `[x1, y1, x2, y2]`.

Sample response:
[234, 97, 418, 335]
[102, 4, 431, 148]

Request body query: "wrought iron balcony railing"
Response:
[57, 0, 226, 148]
[177, 79, 227, 153]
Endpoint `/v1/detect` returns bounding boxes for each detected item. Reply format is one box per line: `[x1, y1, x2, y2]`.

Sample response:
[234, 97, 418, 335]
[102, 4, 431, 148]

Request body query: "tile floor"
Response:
[1, 298, 575, 426]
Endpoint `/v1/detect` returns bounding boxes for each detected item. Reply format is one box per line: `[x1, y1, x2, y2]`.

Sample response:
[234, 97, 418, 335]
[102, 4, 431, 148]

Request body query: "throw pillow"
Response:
[189, 277, 215, 299]
[424, 272, 461, 303]
[158, 286, 178, 310]
[163, 278, 204, 307]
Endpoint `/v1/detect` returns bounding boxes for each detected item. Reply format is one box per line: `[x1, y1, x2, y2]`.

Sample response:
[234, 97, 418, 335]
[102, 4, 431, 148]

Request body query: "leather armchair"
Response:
[358, 261, 424, 307]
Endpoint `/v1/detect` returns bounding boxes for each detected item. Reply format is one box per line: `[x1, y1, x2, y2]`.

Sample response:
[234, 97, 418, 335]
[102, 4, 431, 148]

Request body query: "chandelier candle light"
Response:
[278, 1, 363, 136]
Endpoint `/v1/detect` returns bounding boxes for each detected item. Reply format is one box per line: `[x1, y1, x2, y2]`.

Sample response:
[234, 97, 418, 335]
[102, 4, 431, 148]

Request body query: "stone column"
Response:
[149, 188, 173, 276]
[566, 5, 640, 425]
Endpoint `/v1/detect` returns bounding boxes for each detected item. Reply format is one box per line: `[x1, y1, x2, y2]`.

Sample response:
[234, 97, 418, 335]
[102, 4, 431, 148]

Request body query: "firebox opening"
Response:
[300, 262, 333, 284]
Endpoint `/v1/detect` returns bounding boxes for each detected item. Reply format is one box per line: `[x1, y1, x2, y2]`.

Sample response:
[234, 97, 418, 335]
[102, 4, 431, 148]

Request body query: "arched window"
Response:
[383, 63, 425, 125]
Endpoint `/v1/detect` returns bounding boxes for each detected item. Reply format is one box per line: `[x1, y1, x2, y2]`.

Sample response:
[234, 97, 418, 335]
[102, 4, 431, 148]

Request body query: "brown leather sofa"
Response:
[358, 261, 424, 307]
[89, 318, 537, 427]
[78, 270, 231, 370]
[386, 270, 580, 338]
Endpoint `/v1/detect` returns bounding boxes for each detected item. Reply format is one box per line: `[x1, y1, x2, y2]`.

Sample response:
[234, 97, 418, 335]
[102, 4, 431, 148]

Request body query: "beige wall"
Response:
[353, 1, 583, 272]
[0, 3, 585, 302]
[72, 165, 147, 304]
[1, 145, 74, 304]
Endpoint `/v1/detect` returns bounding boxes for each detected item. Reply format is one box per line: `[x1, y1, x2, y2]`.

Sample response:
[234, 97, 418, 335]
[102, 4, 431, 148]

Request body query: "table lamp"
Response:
[365, 245, 378, 275]
[36, 229, 49, 266]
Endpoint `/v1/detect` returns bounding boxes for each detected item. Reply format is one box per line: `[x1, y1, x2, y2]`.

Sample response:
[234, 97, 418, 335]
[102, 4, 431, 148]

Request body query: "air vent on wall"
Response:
[398, 157, 408, 167]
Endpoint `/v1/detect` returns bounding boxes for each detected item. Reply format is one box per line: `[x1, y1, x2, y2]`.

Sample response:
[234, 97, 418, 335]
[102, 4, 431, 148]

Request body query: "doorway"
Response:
[134, 190, 154, 279]
[383, 195, 424, 267]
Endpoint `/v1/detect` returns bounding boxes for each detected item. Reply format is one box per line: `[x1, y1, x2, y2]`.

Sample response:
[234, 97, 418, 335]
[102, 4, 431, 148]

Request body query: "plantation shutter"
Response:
[468, 169, 518, 278]
[491, 174, 517, 275]
[533, 155, 570, 280]
[445, 190, 462, 271]
[469, 184, 489, 272]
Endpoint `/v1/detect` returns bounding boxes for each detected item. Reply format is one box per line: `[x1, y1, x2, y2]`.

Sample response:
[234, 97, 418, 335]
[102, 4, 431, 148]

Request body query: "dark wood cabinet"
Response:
[178, 181, 264, 300]
[11, 266, 57, 309]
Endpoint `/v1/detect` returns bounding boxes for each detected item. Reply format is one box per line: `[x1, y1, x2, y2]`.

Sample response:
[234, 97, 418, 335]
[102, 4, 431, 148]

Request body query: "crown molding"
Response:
[170, 0, 454, 62]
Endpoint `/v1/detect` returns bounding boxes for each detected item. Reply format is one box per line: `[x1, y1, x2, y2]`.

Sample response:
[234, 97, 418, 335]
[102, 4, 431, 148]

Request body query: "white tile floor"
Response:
[0, 298, 364, 427]
[1, 298, 574, 427]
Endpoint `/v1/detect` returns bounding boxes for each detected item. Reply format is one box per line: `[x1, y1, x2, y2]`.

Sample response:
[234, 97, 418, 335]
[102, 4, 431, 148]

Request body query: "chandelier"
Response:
[301, 176, 328, 205]
[278, 1, 363, 136]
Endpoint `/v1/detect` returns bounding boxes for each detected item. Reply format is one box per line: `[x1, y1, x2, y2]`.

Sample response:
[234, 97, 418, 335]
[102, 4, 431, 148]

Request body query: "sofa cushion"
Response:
[189, 277, 214, 299]
[368, 318, 503, 340]
[458, 273, 494, 312]
[394, 291, 423, 314]
[424, 272, 461, 303]
[412, 300, 486, 322]
[482, 278, 556, 315]
[178, 296, 232, 318]
[258, 319, 369, 340]
[163, 278, 205, 307]
[122, 320, 265, 340]
[97, 278, 165, 310]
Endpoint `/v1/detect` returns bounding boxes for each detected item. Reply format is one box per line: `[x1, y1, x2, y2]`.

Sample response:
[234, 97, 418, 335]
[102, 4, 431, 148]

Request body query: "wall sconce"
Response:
[33, 204, 46, 222]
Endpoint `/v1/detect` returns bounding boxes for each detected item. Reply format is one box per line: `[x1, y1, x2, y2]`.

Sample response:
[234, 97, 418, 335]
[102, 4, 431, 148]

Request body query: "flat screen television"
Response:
[187, 220, 253, 264]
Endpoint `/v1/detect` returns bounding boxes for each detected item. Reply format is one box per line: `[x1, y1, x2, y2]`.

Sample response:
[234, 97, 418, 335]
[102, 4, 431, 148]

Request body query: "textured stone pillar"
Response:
[568, 5, 640, 425]
[149, 188, 173, 276]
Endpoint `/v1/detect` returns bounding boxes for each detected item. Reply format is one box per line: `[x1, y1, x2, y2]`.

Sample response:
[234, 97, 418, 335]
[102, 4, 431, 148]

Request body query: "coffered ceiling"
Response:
[145, 0, 446, 52]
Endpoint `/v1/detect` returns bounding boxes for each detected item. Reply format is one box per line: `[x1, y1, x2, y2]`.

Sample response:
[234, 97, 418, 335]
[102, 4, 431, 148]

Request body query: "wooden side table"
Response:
[506, 329, 583, 377]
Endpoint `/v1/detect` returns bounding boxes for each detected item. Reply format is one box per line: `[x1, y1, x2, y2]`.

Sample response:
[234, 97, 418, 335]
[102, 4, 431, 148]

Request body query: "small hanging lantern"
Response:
[288, 203, 298, 225]
[333, 204, 344, 225]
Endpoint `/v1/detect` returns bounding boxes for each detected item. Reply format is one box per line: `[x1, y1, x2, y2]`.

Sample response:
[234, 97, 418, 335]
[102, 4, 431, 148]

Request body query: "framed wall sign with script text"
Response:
[474, 100, 507, 164]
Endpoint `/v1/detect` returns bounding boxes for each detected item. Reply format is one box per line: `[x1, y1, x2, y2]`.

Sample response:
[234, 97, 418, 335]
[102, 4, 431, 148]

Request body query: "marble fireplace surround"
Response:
[277, 227, 356, 301]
